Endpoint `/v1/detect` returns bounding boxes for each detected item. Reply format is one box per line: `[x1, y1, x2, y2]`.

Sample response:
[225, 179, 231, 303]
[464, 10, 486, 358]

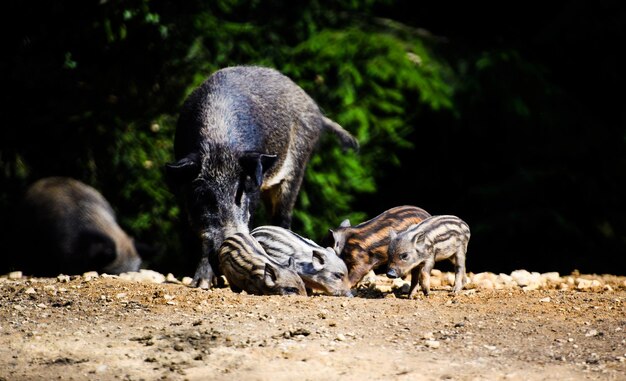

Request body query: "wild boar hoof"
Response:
[194, 278, 211, 290]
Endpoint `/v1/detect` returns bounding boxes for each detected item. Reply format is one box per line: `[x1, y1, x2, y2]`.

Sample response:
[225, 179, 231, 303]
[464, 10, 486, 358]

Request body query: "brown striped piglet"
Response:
[320, 205, 431, 287]
[386, 215, 470, 297]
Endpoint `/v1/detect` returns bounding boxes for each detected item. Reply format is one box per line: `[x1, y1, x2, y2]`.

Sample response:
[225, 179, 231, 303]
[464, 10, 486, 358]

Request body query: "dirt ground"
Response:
[1, 269, 625, 381]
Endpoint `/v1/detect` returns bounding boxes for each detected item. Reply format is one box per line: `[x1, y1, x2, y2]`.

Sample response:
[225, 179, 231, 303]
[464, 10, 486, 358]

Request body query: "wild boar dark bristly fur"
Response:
[166, 65, 359, 289]
[8, 177, 142, 276]
[320, 205, 431, 287]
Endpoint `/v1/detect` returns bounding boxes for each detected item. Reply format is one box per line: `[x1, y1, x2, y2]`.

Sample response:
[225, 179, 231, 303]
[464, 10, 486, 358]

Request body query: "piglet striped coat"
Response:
[321, 205, 432, 287]
[251, 225, 352, 297]
[218, 232, 307, 296]
[386, 215, 470, 297]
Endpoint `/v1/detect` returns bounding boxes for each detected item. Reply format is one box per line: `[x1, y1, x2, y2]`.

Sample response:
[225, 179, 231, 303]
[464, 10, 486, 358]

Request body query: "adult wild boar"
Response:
[166, 65, 359, 289]
[9, 177, 143, 276]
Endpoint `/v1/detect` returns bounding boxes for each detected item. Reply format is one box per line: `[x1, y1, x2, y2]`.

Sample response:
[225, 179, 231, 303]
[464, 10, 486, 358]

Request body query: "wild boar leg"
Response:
[192, 256, 215, 289]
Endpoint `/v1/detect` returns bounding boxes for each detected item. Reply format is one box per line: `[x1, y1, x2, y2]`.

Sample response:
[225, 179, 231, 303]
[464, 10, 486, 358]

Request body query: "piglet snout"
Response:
[386, 269, 399, 278]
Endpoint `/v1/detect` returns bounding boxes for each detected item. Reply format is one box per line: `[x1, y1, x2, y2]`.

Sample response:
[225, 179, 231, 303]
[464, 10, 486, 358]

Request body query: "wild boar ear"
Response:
[239, 152, 278, 187]
[264, 262, 278, 287]
[339, 219, 351, 228]
[311, 249, 326, 271]
[165, 152, 200, 185]
[260, 154, 278, 173]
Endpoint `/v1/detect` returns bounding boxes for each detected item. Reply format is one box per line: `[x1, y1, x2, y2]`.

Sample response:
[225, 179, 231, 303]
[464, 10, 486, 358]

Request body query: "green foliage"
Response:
[281, 25, 453, 239]
[107, 117, 177, 230]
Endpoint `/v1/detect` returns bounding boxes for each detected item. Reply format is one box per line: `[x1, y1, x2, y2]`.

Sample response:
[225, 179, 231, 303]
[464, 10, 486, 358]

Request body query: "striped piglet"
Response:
[251, 225, 353, 297]
[386, 215, 470, 297]
[320, 205, 432, 287]
[218, 232, 307, 296]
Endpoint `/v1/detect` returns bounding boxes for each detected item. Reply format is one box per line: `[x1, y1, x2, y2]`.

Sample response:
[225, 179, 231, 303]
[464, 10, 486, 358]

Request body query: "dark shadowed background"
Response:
[1, 0, 624, 277]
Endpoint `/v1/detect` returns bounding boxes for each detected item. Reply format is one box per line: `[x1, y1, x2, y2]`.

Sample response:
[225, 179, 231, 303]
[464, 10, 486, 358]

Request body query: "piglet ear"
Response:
[389, 229, 397, 240]
[239, 152, 278, 187]
[326, 229, 346, 256]
[264, 262, 279, 287]
[412, 228, 425, 246]
[311, 249, 326, 271]
[287, 257, 298, 272]
[165, 152, 200, 185]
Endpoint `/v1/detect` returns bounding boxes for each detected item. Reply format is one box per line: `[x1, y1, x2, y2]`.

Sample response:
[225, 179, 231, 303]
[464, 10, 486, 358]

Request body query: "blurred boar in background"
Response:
[4, 177, 143, 276]
[166, 65, 359, 289]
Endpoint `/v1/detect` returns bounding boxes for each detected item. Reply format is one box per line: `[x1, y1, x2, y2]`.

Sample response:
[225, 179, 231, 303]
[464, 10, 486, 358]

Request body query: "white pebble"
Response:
[359, 270, 377, 286]
[541, 272, 561, 282]
[82, 271, 99, 281]
[8, 271, 23, 279]
[585, 329, 599, 337]
[391, 278, 407, 289]
[511, 270, 542, 289]
[119, 269, 165, 284]
[425, 340, 440, 348]
[498, 273, 514, 285]
[575, 278, 602, 290]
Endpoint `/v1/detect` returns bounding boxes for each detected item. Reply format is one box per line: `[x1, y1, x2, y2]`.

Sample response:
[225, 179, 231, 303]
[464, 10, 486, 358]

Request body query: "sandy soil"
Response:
[1, 269, 625, 381]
